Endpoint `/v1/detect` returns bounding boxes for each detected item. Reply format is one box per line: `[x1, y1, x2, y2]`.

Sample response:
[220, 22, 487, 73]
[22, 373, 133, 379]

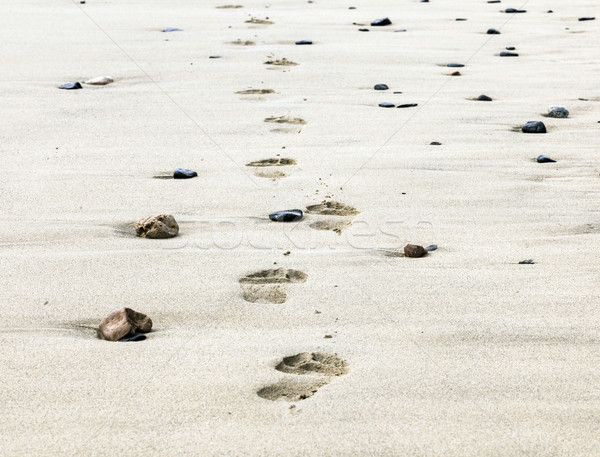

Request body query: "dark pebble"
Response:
[500, 51, 518, 56]
[536, 155, 556, 163]
[209, 56, 222, 59]
[59, 82, 82, 90]
[578, 98, 589, 101]
[80, 0, 85, 3]
[374, 84, 389, 91]
[547, 10, 553, 13]
[371, 17, 392, 26]
[397, 103, 418, 108]
[518, 259, 535, 264]
[505, 8, 526, 13]
[420, 0, 429, 2]
[349, 7, 356, 9]
[487, 28, 501, 34]
[488, 0, 501, 3]
[269, 209, 303, 222]
[358, 28, 369, 32]
[295, 40, 313, 45]
[119, 334, 147, 342]
[173, 168, 198, 179]
[456, 18, 467, 21]
[393, 91, 403, 94]
[476, 94, 492, 101]
[521, 121, 546, 134]
[395, 29, 408, 33]
[162, 27, 183, 32]
[447, 63, 464, 67]
[505, 46, 515, 50]
[578, 17, 595, 21]
[379, 102, 395, 108]
[425, 244, 438, 251]
[430, 142, 441, 146]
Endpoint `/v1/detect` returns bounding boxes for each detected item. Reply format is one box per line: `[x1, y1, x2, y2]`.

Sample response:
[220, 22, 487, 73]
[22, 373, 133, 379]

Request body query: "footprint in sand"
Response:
[305, 201, 360, 234]
[239, 268, 307, 304]
[230, 39, 255, 46]
[246, 17, 273, 24]
[264, 58, 298, 66]
[264, 116, 306, 125]
[245, 157, 296, 179]
[216, 5, 244, 9]
[236, 89, 275, 94]
[257, 352, 349, 401]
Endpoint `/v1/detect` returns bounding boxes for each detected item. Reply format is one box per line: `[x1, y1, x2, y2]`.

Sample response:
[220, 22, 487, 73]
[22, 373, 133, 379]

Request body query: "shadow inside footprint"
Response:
[242, 285, 287, 304]
[253, 169, 287, 179]
[264, 116, 306, 125]
[236, 89, 274, 94]
[240, 268, 307, 284]
[309, 219, 351, 235]
[306, 201, 359, 216]
[257, 378, 328, 401]
[276, 352, 349, 376]
[246, 158, 296, 167]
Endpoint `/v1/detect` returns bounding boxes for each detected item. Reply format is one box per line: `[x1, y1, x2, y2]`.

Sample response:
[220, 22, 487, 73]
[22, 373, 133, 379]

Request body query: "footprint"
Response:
[216, 4, 244, 8]
[236, 89, 274, 94]
[246, 17, 273, 24]
[264, 116, 306, 125]
[242, 285, 287, 304]
[306, 201, 359, 216]
[253, 169, 288, 179]
[309, 219, 351, 235]
[240, 268, 307, 284]
[246, 158, 296, 167]
[264, 58, 297, 66]
[276, 352, 349, 376]
[230, 39, 255, 46]
[257, 378, 328, 401]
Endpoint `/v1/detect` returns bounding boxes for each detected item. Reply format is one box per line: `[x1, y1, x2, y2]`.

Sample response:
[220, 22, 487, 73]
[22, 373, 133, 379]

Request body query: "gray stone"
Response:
[547, 105, 569, 118]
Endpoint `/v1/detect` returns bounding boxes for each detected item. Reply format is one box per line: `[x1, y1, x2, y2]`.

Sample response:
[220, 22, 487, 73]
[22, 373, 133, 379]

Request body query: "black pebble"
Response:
[505, 8, 526, 13]
[578, 98, 589, 101]
[162, 27, 183, 32]
[547, 10, 553, 13]
[358, 28, 369, 32]
[209, 56, 222, 59]
[120, 334, 147, 342]
[349, 7, 356, 9]
[488, 0, 501, 3]
[374, 84, 389, 90]
[371, 17, 392, 26]
[521, 121, 546, 134]
[578, 17, 595, 21]
[295, 40, 313, 45]
[174, 168, 198, 179]
[430, 142, 441, 146]
[379, 102, 395, 108]
[393, 91, 403, 94]
[425, 244, 438, 251]
[456, 18, 467, 21]
[505, 46, 515, 50]
[476, 94, 492, 101]
[269, 209, 303, 222]
[397, 103, 418, 108]
[487, 28, 501, 34]
[80, 0, 85, 3]
[59, 82, 82, 90]
[536, 155, 556, 163]
[447, 63, 464, 67]
[518, 259, 535, 264]
[500, 51, 518, 56]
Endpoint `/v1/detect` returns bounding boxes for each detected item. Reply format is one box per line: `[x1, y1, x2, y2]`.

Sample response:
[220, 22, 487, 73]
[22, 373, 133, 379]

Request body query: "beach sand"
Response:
[1, 0, 599, 455]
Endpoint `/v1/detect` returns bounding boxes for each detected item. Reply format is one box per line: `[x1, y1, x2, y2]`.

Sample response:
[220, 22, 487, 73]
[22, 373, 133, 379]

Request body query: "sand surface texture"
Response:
[1, 0, 599, 456]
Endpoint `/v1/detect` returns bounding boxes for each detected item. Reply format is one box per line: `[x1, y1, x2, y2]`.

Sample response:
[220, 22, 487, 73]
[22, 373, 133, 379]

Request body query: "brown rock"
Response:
[99, 307, 153, 341]
[404, 244, 428, 258]
[135, 214, 179, 238]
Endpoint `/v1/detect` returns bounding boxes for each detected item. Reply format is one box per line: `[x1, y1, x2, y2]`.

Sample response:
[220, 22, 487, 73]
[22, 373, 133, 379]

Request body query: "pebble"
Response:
[505, 46, 515, 50]
[518, 259, 535, 264]
[59, 82, 82, 90]
[578, 17, 595, 21]
[500, 51, 518, 56]
[395, 29, 407, 33]
[374, 84, 389, 91]
[404, 244, 428, 258]
[209, 56, 222, 59]
[477, 94, 493, 101]
[163, 27, 183, 32]
[488, 0, 501, 3]
[456, 18, 467, 21]
[449, 71, 461, 76]
[447, 63, 464, 67]
[99, 308, 153, 342]
[295, 40, 313, 45]
[425, 244, 438, 251]
[371, 17, 392, 26]
[173, 168, 198, 179]
[397, 103, 418, 108]
[487, 28, 501, 34]
[379, 102, 395, 108]
[84, 76, 113, 85]
[505, 8, 526, 13]
[430, 142, 441, 145]
[269, 209, 304, 222]
[358, 28, 369, 32]
[521, 121, 547, 134]
[135, 214, 179, 238]
[547, 105, 569, 118]
[120, 334, 147, 342]
[537, 155, 556, 163]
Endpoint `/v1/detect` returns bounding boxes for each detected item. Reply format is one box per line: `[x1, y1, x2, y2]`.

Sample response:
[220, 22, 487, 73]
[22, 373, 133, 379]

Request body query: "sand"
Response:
[1, 0, 599, 455]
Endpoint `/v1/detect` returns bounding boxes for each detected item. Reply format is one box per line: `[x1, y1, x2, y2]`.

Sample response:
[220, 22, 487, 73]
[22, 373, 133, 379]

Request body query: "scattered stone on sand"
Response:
[379, 102, 395, 108]
[548, 105, 569, 118]
[371, 17, 392, 26]
[456, 18, 467, 21]
[578, 17, 595, 21]
[209, 55, 222, 59]
[477, 94, 493, 101]
[135, 214, 179, 238]
[449, 71, 461, 76]
[162, 27, 183, 32]
[99, 307, 152, 342]
[487, 28, 501, 34]
[397, 103, 418, 108]
[500, 51, 518, 57]
[488, 0, 501, 3]
[59, 82, 82, 90]
[519, 259, 535, 264]
[84, 76, 113, 85]
[447, 63, 464, 68]
[269, 209, 303, 222]
[537, 155, 556, 163]
[120, 334, 146, 342]
[505, 46, 516, 50]
[404, 244, 428, 258]
[521, 121, 547, 134]
[173, 168, 197, 179]
[425, 244, 438, 251]
[374, 84, 389, 91]
[295, 40, 312, 45]
[395, 29, 407, 33]
[430, 142, 442, 145]
[358, 28, 369, 32]
[505, 8, 526, 13]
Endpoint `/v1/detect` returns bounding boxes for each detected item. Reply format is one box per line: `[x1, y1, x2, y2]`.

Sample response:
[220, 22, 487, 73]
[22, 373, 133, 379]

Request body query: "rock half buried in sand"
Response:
[447, 63, 464, 68]
[59, 82, 82, 90]
[477, 94, 493, 101]
[379, 102, 395, 108]
[487, 28, 501, 34]
[397, 103, 418, 108]
[519, 259, 535, 264]
[537, 155, 556, 163]
[547, 105, 569, 118]
[295, 40, 312, 45]
[500, 51, 518, 57]
[371, 17, 391, 26]
[173, 168, 198, 179]
[99, 307, 152, 342]
[135, 214, 179, 238]
[404, 244, 428, 258]
[84, 76, 113, 85]
[374, 84, 389, 90]
[425, 244, 438, 251]
[505, 8, 526, 13]
[578, 17, 595, 21]
[521, 121, 547, 134]
[162, 27, 183, 32]
[269, 209, 303, 222]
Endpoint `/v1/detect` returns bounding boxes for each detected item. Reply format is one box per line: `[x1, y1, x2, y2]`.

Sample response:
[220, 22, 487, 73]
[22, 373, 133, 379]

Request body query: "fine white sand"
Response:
[1, 0, 599, 455]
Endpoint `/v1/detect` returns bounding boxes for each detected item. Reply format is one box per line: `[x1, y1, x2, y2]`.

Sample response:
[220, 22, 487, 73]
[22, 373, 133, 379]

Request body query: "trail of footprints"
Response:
[239, 268, 306, 304]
